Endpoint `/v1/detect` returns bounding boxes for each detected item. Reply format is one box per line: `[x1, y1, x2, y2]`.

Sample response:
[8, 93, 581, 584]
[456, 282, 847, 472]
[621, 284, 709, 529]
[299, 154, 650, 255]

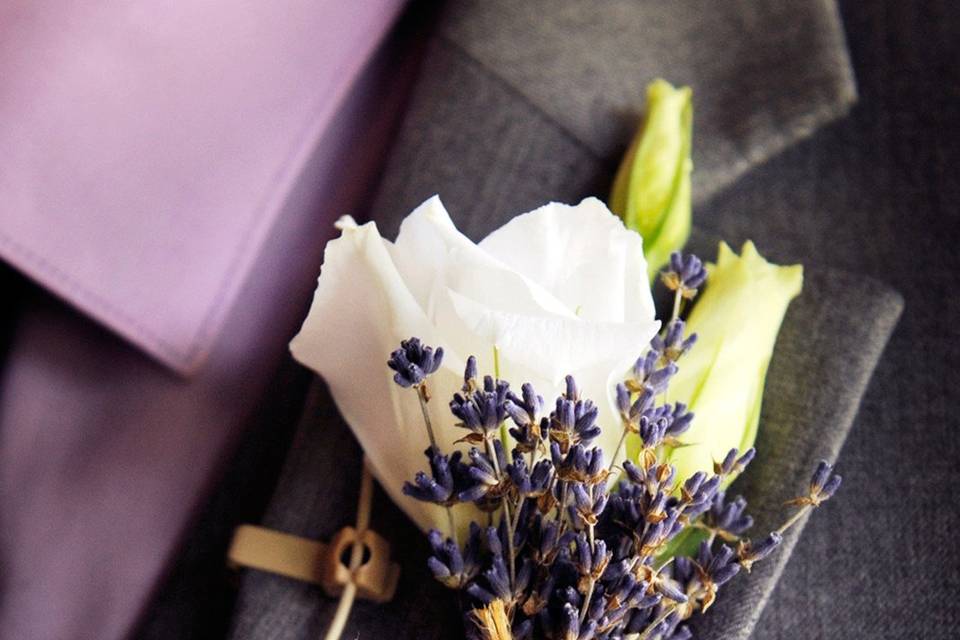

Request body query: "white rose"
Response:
[290, 196, 659, 532]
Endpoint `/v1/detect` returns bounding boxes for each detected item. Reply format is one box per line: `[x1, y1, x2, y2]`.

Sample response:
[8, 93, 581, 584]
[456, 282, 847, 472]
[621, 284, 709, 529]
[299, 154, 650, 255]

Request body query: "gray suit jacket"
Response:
[229, 2, 904, 639]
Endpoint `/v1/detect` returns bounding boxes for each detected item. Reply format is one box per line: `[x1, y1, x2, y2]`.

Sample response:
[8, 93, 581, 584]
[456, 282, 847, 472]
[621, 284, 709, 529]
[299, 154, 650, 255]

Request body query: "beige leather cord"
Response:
[227, 526, 329, 584]
[226, 457, 397, 636]
[323, 459, 374, 640]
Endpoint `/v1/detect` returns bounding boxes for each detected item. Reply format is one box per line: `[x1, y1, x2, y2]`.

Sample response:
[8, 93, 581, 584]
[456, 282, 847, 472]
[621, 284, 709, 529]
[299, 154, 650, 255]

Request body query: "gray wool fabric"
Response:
[372, 0, 856, 241]
[678, 1, 960, 632]
[229, 1, 904, 639]
[689, 232, 904, 639]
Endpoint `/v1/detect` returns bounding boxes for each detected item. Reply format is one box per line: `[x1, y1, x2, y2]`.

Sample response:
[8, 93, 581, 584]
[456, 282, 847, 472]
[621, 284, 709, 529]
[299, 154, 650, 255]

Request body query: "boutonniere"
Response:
[289, 80, 835, 640]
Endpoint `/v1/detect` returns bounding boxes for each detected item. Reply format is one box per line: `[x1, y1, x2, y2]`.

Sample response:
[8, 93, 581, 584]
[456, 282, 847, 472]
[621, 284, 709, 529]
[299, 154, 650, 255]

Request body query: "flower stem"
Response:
[446, 505, 458, 545]
[323, 459, 375, 640]
[608, 424, 630, 473]
[776, 504, 812, 536]
[508, 496, 525, 584]
[671, 289, 683, 323]
[501, 499, 517, 589]
[579, 482, 599, 625]
[557, 482, 571, 531]
[580, 576, 596, 625]
[636, 604, 677, 640]
[416, 385, 457, 540]
[493, 346, 511, 445]
[416, 385, 438, 449]
[655, 555, 676, 572]
[579, 521, 598, 625]
[486, 437, 516, 590]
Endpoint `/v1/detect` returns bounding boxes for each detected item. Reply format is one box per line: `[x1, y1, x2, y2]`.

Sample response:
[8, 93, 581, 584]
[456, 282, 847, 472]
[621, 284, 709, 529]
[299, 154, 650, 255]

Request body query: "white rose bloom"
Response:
[290, 196, 659, 532]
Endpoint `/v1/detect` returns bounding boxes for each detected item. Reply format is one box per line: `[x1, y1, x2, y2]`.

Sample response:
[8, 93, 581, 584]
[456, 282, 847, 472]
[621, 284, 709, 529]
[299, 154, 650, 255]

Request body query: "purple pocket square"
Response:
[0, 0, 406, 374]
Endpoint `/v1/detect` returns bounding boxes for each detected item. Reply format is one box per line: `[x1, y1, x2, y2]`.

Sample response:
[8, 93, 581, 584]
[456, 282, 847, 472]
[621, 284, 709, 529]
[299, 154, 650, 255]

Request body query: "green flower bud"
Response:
[610, 79, 693, 281]
[667, 241, 803, 483]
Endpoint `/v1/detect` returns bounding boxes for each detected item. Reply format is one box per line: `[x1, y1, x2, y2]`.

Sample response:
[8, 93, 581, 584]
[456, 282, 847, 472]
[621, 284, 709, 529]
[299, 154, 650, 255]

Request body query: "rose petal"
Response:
[436, 286, 656, 463]
[291, 197, 662, 532]
[390, 195, 575, 319]
[290, 220, 462, 531]
[479, 198, 656, 323]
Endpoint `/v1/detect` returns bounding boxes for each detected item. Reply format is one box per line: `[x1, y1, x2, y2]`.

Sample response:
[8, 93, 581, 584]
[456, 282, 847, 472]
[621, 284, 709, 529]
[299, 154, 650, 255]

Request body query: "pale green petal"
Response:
[666, 241, 803, 483]
[610, 79, 693, 280]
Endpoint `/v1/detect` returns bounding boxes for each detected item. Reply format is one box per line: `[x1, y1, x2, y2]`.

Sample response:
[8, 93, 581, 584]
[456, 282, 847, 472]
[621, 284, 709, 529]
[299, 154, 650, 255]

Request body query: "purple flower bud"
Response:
[820, 473, 842, 499]
[810, 460, 833, 493]
[387, 337, 444, 387]
[623, 460, 645, 484]
[656, 579, 688, 603]
[616, 383, 631, 416]
[718, 448, 739, 474]
[808, 460, 842, 503]
[736, 447, 756, 470]
[463, 355, 477, 387]
[742, 531, 782, 567]
[662, 251, 708, 297]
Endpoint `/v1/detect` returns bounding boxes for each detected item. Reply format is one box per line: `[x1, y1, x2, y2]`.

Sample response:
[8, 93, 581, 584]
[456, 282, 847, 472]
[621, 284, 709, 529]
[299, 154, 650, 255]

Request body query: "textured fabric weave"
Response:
[685, 2, 960, 635]
[373, 0, 857, 238]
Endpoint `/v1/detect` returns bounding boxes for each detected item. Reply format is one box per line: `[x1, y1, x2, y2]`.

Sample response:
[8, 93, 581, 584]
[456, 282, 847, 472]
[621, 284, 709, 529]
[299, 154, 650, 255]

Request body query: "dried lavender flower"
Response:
[387, 337, 443, 388]
[393, 343, 839, 640]
[402, 448, 466, 506]
[450, 376, 511, 440]
[662, 251, 708, 298]
[651, 318, 698, 362]
[507, 453, 554, 499]
[703, 491, 754, 542]
[737, 531, 783, 572]
[631, 352, 678, 394]
[714, 447, 756, 476]
[787, 459, 843, 508]
[809, 460, 843, 503]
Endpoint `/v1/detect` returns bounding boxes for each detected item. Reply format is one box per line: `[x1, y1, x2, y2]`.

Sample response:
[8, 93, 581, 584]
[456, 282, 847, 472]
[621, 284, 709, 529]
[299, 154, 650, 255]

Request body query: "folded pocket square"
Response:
[228, 258, 902, 640]
[0, 0, 404, 374]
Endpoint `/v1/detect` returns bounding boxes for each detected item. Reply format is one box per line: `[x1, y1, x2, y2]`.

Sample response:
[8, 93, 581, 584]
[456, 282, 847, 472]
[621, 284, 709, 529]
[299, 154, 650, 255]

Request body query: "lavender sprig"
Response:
[388, 337, 443, 389]
[389, 339, 456, 537]
[660, 251, 708, 322]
